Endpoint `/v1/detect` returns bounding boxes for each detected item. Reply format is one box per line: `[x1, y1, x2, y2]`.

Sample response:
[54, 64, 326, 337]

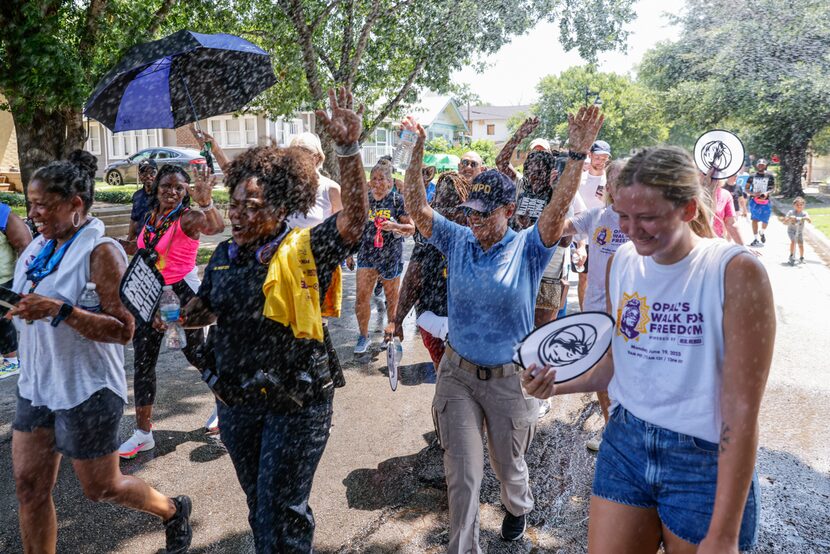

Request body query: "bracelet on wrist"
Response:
[197, 199, 215, 211]
[568, 151, 588, 161]
[335, 142, 361, 158]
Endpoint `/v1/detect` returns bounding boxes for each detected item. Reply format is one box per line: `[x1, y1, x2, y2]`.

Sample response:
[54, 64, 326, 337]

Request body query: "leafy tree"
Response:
[239, 0, 636, 177]
[425, 136, 451, 154]
[637, 0, 830, 197]
[423, 136, 496, 167]
[532, 66, 670, 156]
[0, 0, 233, 196]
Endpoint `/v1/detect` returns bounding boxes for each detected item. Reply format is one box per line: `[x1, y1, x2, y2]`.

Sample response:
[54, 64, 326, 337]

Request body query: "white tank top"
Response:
[287, 173, 340, 229]
[12, 218, 128, 410]
[608, 238, 747, 443]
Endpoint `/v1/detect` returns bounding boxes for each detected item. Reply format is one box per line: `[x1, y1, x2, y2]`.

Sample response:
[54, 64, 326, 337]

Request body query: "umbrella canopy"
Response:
[423, 153, 461, 172]
[84, 30, 276, 132]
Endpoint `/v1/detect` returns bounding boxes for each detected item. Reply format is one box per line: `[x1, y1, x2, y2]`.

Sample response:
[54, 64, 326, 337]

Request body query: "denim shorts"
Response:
[13, 388, 124, 460]
[356, 255, 403, 280]
[593, 406, 760, 549]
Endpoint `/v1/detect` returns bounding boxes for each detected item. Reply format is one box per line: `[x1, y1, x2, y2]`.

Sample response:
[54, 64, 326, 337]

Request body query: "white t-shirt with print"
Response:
[571, 207, 628, 312]
[578, 172, 606, 211]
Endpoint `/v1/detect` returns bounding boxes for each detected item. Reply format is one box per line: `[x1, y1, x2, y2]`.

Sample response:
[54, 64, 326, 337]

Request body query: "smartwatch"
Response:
[51, 302, 74, 327]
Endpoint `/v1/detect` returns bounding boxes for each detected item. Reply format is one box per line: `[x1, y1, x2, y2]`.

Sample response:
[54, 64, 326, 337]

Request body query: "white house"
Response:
[467, 104, 531, 145]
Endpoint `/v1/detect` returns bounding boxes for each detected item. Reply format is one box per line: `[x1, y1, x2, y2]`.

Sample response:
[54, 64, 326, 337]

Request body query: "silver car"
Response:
[103, 147, 224, 186]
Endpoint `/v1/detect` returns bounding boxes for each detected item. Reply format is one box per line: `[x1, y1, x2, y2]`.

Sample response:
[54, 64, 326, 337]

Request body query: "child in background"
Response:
[784, 197, 811, 265]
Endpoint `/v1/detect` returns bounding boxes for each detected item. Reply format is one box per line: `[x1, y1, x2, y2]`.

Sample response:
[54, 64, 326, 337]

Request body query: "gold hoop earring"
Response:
[72, 211, 81, 228]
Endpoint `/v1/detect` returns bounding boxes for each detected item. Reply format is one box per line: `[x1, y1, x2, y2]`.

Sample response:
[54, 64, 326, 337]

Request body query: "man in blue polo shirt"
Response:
[396, 103, 605, 552]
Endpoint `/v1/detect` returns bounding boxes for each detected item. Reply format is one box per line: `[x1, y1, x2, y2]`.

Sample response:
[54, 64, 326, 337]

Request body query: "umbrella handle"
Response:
[178, 74, 214, 169]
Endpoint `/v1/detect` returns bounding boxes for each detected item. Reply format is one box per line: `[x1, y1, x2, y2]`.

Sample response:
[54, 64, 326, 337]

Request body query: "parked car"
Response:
[103, 147, 224, 186]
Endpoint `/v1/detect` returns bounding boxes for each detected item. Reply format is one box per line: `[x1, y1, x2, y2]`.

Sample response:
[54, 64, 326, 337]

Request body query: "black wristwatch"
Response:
[569, 151, 588, 161]
[51, 302, 74, 327]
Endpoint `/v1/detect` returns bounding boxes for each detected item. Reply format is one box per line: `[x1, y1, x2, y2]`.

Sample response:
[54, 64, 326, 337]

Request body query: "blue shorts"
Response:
[13, 388, 124, 460]
[749, 198, 771, 223]
[592, 406, 759, 550]
[356, 255, 403, 280]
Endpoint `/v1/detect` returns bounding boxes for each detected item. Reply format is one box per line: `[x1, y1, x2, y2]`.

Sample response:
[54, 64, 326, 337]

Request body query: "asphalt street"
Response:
[0, 214, 828, 553]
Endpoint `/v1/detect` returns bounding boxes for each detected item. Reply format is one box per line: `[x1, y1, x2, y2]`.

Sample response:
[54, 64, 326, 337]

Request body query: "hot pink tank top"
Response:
[138, 216, 199, 285]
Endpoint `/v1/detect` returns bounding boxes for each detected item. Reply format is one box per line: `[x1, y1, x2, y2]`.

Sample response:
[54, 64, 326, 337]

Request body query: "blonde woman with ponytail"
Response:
[524, 146, 775, 554]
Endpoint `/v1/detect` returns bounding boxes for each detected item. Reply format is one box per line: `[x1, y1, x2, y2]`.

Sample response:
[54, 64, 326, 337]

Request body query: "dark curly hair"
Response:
[224, 146, 318, 216]
[434, 171, 471, 208]
[148, 164, 191, 211]
[31, 149, 97, 212]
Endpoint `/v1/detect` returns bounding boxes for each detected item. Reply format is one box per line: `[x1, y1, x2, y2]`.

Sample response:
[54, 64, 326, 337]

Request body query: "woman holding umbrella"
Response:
[169, 88, 368, 552]
[118, 164, 224, 457]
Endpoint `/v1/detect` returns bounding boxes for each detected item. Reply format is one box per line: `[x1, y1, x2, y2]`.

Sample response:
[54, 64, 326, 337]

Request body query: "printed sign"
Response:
[119, 254, 164, 324]
[514, 312, 614, 383]
[516, 196, 546, 220]
[694, 130, 745, 179]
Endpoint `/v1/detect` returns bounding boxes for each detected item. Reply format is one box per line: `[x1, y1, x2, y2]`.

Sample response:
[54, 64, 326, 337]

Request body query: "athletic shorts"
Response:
[357, 255, 403, 280]
[535, 278, 562, 312]
[13, 388, 124, 460]
[749, 198, 771, 224]
[787, 226, 804, 243]
[592, 406, 759, 550]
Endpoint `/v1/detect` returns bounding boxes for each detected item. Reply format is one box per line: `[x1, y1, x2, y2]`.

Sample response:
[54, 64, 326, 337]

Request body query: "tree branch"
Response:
[360, 56, 427, 141]
[79, 0, 108, 60]
[338, 0, 355, 82]
[281, 0, 326, 102]
[146, 0, 177, 38]
[311, 0, 345, 31]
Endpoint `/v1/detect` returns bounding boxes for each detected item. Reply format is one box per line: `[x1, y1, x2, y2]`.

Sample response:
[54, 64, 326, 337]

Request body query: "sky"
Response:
[452, 0, 687, 106]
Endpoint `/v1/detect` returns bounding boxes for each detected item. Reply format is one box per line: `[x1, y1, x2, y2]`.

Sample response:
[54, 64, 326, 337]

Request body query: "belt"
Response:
[445, 344, 518, 380]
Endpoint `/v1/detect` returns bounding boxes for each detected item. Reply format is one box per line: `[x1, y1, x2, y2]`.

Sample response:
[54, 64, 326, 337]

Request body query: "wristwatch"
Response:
[568, 151, 588, 161]
[51, 302, 74, 327]
[334, 142, 361, 158]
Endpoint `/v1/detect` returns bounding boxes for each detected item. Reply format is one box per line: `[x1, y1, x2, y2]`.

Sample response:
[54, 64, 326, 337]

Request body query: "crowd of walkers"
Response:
[2, 86, 778, 554]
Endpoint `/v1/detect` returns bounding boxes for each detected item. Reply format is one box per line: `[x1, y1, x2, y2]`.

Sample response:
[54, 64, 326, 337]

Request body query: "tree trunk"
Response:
[9, 96, 85, 202]
[779, 142, 807, 198]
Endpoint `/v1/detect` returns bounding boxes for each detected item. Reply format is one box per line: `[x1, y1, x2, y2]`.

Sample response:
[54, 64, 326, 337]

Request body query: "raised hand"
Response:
[190, 164, 215, 207]
[567, 105, 605, 154]
[514, 116, 541, 142]
[315, 87, 365, 146]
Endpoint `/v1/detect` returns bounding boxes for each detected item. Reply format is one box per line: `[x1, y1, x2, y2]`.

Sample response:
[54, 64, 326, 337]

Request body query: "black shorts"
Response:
[13, 388, 124, 460]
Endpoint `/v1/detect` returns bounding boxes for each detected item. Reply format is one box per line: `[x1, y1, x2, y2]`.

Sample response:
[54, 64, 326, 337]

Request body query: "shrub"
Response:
[0, 192, 26, 206]
[94, 190, 134, 204]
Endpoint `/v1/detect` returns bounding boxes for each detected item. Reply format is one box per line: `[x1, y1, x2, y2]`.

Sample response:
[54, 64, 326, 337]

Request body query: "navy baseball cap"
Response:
[138, 158, 158, 172]
[591, 140, 612, 156]
[459, 169, 516, 213]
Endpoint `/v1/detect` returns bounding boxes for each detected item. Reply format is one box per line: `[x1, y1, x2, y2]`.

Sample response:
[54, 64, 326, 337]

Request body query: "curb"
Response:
[771, 197, 830, 264]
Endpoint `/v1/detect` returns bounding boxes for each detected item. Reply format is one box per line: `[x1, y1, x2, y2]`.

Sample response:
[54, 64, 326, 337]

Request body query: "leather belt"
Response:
[445, 344, 518, 380]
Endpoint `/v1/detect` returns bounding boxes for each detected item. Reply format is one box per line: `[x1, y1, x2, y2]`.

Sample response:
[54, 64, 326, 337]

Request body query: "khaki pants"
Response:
[432, 352, 538, 553]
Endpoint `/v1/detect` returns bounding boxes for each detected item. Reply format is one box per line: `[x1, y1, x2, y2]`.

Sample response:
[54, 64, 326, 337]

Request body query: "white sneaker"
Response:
[586, 437, 602, 452]
[204, 407, 219, 434]
[537, 399, 551, 419]
[118, 429, 155, 459]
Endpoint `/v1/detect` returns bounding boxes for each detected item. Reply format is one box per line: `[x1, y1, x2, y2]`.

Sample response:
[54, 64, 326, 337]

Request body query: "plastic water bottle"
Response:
[571, 248, 585, 273]
[159, 286, 186, 350]
[76, 283, 101, 341]
[388, 337, 403, 363]
[391, 129, 417, 171]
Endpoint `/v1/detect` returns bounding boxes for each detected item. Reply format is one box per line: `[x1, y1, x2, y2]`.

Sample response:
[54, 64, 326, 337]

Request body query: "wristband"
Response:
[51, 302, 74, 327]
[568, 151, 588, 161]
[197, 199, 215, 211]
[335, 142, 361, 158]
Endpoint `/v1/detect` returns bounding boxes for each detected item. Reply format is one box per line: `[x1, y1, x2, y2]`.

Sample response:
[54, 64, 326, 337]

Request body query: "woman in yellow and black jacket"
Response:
[172, 88, 368, 553]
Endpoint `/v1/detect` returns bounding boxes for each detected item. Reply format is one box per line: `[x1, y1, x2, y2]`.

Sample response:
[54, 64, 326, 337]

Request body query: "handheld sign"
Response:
[694, 130, 745, 180]
[514, 312, 614, 384]
[0, 287, 21, 317]
[387, 340, 400, 391]
[119, 253, 165, 324]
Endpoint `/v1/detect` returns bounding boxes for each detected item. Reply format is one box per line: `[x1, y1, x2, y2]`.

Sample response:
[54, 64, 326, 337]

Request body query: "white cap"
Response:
[85, 282, 97, 290]
[529, 138, 551, 152]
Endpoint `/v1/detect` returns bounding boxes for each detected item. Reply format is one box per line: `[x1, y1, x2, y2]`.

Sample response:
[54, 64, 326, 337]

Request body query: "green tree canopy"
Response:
[532, 66, 670, 156]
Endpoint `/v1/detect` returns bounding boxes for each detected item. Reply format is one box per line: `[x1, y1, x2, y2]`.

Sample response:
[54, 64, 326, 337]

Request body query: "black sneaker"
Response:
[165, 495, 192, 553]
[760, 233, 766, 243]
[501, 511, 526, 541]
[749, 239, 762, 247]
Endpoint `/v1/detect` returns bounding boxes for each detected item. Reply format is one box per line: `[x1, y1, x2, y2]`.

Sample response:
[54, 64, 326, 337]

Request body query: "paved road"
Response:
[0, 215, 828, 553]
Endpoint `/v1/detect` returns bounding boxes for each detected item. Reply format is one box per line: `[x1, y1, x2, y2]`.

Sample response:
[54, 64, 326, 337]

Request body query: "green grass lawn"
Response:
[808, 206, 830, 238]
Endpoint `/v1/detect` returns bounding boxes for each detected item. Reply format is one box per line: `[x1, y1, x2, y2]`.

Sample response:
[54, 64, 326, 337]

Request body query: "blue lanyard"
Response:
[26, 221, 91, 291]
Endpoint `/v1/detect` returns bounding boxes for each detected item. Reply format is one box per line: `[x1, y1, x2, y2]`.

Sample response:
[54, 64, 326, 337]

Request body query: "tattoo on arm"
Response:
[719, 422, 731, 453]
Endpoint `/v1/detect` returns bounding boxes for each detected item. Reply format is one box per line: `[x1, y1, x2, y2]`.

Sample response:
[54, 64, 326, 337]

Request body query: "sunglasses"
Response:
[462, 206, 499, 219]
[460, 159, 480, 168]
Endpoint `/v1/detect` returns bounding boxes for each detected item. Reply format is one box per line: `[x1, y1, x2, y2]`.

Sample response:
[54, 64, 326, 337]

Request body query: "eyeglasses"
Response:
[460, 159, 480, 168]
[462, 207, 499, 219]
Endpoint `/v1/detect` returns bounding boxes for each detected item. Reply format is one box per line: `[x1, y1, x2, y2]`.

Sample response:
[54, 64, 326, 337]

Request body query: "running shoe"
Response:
[586, 437, 602, 452]
[501, 511, 527, 541]
[354, 335, 370, 354]
[0, 358, 20, 380]
[204, 407, 219, 434]
[537, 399, 551, 419]
[749, 239, 762, 247]
[788, 256, 796, 266]
[760, 233, 766, 244]
[799, 257, 805, 264]
[164, 495, 193, 554]
[118, 429, 155, 459]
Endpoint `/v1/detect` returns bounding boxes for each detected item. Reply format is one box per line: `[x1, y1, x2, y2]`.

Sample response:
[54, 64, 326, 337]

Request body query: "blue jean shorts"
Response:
[13, 388, 124, 460]
[593, 406, 760, 549]
[357, 255, 403, 280]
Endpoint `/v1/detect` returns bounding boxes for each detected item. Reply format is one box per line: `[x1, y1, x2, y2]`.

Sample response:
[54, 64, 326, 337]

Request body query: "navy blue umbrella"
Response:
[84, 30, 276, 132]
